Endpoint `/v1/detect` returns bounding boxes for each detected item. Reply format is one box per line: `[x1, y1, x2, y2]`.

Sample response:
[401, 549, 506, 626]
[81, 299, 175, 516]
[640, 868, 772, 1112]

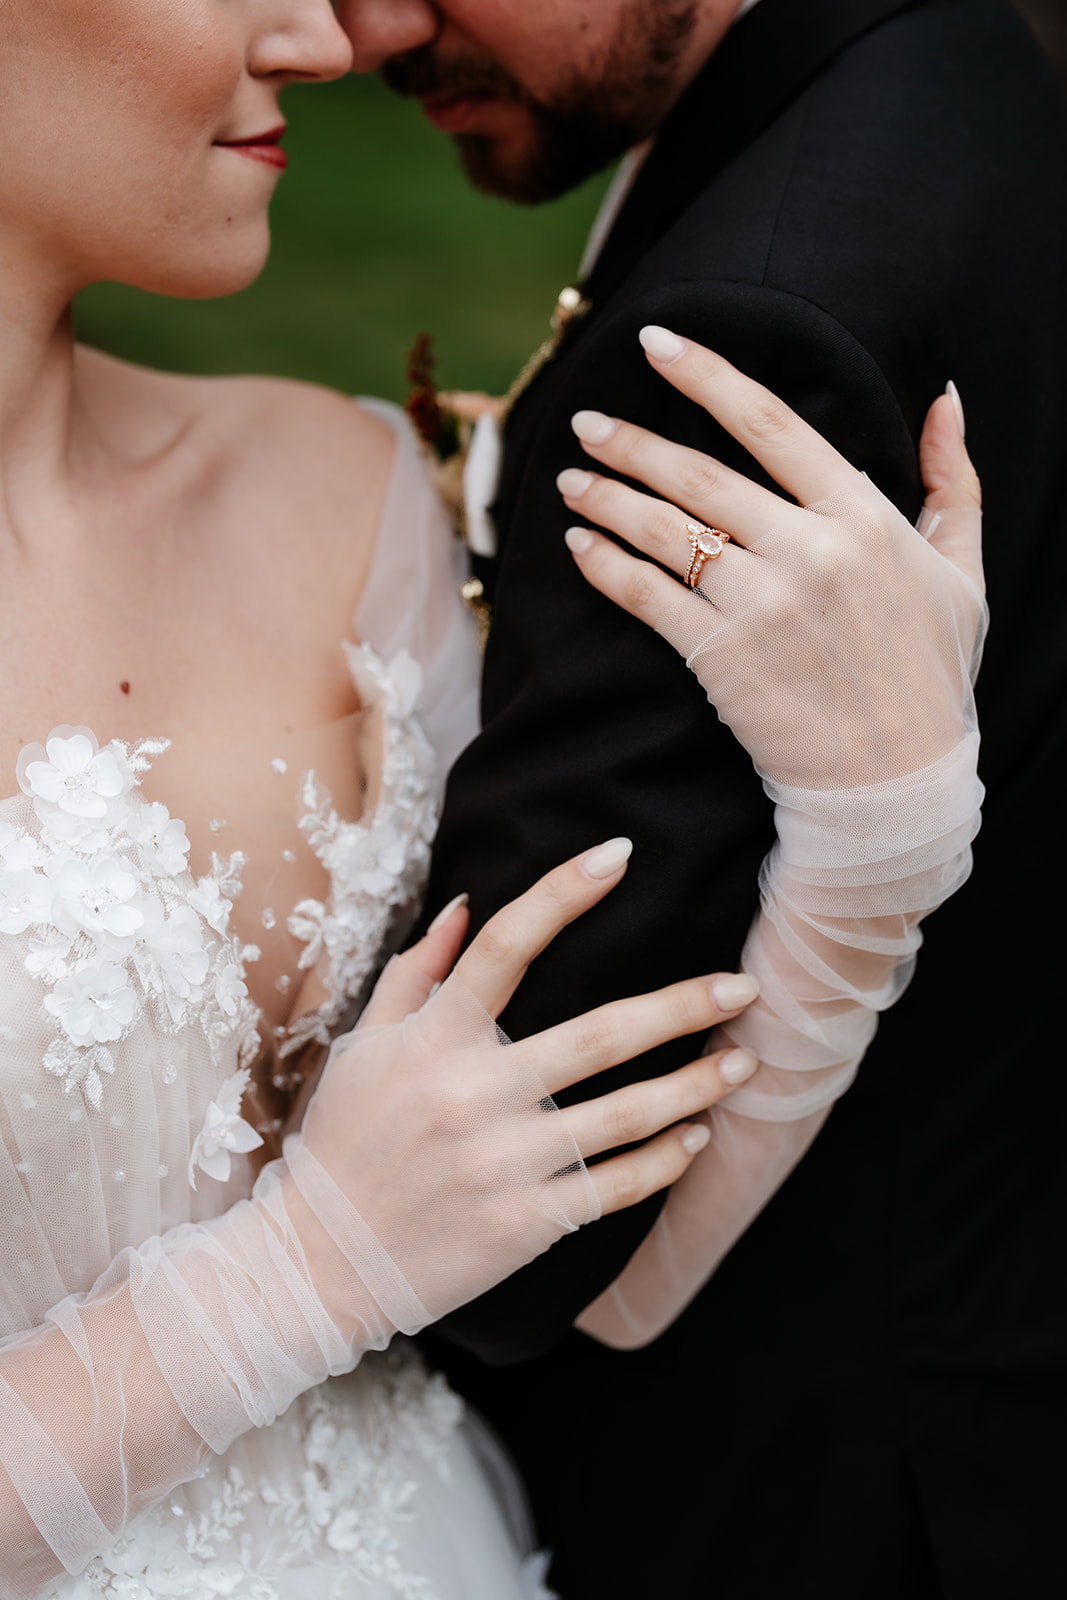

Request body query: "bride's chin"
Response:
[116, 227, 273, 303]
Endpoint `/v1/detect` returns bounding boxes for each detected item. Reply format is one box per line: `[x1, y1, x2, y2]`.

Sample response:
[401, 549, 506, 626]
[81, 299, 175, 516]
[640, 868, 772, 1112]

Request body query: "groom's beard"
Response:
[382, 1, 698, 205]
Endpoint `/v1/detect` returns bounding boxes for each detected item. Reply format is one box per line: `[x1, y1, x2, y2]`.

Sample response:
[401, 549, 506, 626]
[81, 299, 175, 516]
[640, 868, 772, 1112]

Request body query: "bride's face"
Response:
[0, 0, 352, 301]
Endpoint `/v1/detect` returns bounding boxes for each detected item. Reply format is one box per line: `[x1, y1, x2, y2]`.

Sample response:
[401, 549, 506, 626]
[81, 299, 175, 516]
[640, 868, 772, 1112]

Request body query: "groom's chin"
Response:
[453, 112, 631, 207]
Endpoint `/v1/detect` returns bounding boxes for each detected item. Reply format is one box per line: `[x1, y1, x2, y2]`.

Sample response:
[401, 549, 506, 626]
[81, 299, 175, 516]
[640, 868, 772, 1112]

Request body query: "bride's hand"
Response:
[290, 841, 760, 1327]
[558, 331, 983, 790]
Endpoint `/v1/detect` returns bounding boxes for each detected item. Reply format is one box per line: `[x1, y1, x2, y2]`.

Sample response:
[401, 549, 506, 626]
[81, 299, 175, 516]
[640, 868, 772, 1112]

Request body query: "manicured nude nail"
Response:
[427, 892, 469, 933]
[557, 467, 596, 497]
[565, 526, 595, 555]
[639, 325, 686, 363]
[571, 410, 619, 445]
[945, 380, 965, 438]
[720, 1048, 759, 1086]
[581, 837, 634, 879]
[681, 1124, 711, 1155]
[711, 974, 760, 1011]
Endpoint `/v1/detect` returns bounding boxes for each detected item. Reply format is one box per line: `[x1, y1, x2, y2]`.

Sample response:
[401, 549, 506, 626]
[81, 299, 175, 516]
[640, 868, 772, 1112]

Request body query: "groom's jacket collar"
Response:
[583, 0, 931, 315]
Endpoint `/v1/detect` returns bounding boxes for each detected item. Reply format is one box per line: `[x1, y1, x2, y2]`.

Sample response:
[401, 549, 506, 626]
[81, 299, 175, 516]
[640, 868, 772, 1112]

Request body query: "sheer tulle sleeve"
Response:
[0, 962, 598, 1594]
[579, 496, 986, 1347]
[354, 398, 480, 785]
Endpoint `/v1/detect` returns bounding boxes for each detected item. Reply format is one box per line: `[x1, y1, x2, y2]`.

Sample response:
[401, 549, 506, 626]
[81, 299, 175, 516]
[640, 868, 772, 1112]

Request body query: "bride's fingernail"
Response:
[945, 380, 966, 438]
[711, 974, 760, 1011]
[720, 1048, 760, 1086]
[565, 526, 595, 555]
[557, 467, 596, 497]
[571, 410, 619, 445]
[639, 325, 686, 363]
[681, 1124, 711, 1155]
[428, 892, 469, 933]
[581, 837, 634, 879]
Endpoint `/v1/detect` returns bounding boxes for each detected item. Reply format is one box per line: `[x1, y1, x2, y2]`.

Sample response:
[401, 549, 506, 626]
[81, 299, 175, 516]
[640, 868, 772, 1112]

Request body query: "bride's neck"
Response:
[0, 247, 87, 549]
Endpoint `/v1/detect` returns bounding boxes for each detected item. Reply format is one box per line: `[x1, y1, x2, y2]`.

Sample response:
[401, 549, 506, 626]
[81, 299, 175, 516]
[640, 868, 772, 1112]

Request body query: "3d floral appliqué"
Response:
[188, 1067, 264, 1188]
[4, 727, 260, 1131]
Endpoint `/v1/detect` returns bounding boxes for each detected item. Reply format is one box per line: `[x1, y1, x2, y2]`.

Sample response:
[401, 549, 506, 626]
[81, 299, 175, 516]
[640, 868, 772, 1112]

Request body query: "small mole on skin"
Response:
[120, 682, 130, 695]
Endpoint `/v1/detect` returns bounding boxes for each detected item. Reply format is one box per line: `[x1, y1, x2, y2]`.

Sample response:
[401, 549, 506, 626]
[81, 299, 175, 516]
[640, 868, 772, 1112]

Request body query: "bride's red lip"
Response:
[215, 125, 288, 170]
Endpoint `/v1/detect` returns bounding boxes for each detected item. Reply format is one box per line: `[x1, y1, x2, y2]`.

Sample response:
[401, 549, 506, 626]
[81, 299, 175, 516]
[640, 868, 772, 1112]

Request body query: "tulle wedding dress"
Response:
[0, 404, 553, 1600]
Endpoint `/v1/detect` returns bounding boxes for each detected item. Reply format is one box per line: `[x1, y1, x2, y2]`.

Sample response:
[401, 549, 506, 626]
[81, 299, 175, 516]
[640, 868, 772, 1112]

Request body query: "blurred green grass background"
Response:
[75, 75, 611, 403]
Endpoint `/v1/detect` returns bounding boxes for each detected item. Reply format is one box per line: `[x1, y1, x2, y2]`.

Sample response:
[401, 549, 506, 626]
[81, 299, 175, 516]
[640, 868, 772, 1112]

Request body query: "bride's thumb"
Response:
[360, 896, 470, 1028]
[917, 386, 984, 593]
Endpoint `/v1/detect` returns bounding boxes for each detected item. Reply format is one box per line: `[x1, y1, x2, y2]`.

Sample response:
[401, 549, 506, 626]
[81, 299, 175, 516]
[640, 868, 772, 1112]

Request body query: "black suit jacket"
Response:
[420, 0, 1067, 1592]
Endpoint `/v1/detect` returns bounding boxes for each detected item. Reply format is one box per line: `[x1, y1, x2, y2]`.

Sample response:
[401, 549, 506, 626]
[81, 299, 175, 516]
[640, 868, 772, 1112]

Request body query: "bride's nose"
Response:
[248, 0, 355, 84]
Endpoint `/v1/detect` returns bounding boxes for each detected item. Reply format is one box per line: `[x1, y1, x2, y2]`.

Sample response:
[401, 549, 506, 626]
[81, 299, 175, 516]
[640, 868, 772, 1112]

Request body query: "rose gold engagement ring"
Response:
[684, 521, 731, 588]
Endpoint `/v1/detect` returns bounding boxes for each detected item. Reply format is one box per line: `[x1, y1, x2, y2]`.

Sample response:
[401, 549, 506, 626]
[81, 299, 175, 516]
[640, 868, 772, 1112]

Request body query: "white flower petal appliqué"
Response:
[0, 867, 53, 935]
[44, 961, 138, 1047]
[47, 853, 145, 943]
[128, 801, 192, 878]
[280, 646, 438, 1060]
[4, 727, 260, 1120]
[188, 1068, 264, 1188]
[21, 731, 126, 819]
[47, 1352, 464, 1600]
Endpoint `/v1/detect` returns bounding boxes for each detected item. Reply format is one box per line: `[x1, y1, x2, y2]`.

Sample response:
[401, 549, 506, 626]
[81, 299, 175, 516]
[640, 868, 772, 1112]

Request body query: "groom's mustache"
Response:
[382, 46, 530, 109]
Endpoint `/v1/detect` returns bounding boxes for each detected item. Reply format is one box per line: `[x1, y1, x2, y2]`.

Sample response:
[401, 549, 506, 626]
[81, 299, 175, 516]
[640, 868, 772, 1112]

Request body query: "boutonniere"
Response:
[403, 293, 591, 645]
[405, 335, 500, 647]
[405, 334, 501, 549]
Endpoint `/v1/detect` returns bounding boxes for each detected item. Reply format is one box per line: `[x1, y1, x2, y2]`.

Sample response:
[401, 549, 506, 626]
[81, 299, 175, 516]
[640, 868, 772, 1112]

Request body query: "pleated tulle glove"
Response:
[564, 340, 985, 1346]
[663, 490, 985, 1118]
[0, 970, 597, 1593]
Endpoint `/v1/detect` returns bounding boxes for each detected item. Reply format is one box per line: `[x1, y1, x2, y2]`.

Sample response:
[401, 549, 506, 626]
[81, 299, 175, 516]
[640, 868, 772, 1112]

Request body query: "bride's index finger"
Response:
[637, 328, 862, 508]
[451, 839, 634, 1018]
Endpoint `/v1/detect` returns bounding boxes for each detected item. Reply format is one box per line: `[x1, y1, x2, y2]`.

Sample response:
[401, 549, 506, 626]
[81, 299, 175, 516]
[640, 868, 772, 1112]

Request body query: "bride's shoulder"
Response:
[75, 347, 396, 515]
[76, 347, 397, 593]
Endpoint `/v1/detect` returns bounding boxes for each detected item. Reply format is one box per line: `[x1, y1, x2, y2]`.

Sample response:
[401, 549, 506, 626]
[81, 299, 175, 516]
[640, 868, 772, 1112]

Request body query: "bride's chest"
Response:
[1, 646, 434, 1042]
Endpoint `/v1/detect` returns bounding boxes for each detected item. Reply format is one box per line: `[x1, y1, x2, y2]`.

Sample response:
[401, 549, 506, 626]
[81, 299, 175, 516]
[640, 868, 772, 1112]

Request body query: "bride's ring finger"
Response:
[556, 469, 739, 587]
[563, 1047, 759, 1161]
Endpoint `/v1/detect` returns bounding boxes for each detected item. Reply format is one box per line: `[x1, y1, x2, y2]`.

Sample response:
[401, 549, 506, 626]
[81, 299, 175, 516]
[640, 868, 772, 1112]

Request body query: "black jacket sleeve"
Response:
[425, 275, 922, 1362]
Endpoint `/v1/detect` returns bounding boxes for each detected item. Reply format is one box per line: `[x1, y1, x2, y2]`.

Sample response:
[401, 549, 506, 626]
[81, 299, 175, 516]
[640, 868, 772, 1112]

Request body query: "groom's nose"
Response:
[334, 0, 441, 72]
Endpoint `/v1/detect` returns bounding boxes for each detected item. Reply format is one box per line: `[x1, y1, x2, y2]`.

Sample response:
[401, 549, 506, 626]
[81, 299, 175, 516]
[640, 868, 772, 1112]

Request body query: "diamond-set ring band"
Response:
[684, 520, 731, 588]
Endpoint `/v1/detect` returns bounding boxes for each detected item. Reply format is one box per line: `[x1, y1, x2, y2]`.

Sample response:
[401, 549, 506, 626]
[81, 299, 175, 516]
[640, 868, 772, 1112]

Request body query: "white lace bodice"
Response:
[0, 407, 548, 1600]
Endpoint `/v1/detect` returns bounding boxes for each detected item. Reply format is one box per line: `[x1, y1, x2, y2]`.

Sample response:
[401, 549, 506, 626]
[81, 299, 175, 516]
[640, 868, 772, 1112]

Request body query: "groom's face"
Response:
[336, 0, 718, 203]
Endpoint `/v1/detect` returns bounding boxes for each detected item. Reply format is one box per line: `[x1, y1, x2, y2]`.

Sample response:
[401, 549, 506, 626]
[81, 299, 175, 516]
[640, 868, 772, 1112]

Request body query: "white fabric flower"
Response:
[188, 1068, 264, 1187]
[0, 868, 53, 935]
[24, 934, 73, 980]
[188, 874, 232, 934]
[47, 852, 145, 942]
[127, 801, 191, 878]
[44, 960, 138, 1046]
[20, 729, 128, 820]
[0, 822, 42, 872]
[335, 822, 408, 897]
[386, 649, 423, 719]
[214, 961, 249, 1019]
[136, 904, 210, 1023]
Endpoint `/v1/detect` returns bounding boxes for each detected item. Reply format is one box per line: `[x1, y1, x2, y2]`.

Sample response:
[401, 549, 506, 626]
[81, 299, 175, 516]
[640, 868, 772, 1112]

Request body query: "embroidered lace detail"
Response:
[44, 1349, 465, 1600]
[280, 647, 438, 1058]
[3, 726, 261, 1115]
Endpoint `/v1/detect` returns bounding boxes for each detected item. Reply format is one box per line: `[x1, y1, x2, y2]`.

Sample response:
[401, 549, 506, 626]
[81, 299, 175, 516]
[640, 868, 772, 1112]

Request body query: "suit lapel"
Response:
[586, 0, 930, 312]
[492, 0, 931, 555]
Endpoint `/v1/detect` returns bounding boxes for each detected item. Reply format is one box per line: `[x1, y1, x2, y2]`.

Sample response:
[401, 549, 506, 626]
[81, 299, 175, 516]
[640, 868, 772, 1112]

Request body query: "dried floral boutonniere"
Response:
[405, 333, 501, 645]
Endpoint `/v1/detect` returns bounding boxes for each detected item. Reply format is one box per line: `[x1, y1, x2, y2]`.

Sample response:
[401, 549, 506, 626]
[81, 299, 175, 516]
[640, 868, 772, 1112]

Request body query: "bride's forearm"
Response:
[576, 1104, 828, 1348]
[578, 738, 981, 1348]
[0, 1166, 388, 1594]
